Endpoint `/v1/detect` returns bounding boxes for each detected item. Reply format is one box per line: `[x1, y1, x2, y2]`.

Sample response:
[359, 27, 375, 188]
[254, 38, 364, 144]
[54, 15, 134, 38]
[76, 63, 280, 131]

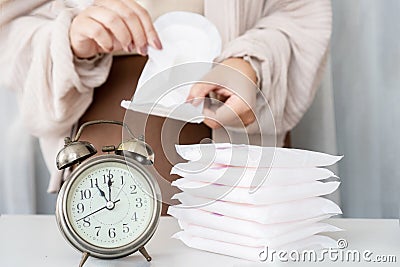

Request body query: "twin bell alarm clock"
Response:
[55, 120, 161, 267]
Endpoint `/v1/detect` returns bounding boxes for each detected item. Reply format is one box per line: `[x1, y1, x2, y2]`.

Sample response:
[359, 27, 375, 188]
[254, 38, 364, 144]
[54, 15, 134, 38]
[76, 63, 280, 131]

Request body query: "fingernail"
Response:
[128, 43, 135, 53]
[192, 98, 202, 107]
[141, 46, 148, 56]
[153, 38, 162, 50]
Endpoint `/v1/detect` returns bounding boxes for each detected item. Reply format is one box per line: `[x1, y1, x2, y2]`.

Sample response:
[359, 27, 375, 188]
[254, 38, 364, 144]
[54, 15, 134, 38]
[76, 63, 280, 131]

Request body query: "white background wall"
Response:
[330, 0, 400, 218]
[293, 0, 400, 218]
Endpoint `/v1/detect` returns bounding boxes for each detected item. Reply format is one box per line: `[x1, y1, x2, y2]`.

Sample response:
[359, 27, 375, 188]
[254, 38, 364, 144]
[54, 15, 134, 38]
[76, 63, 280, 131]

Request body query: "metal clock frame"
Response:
[56, 154, 162, 262]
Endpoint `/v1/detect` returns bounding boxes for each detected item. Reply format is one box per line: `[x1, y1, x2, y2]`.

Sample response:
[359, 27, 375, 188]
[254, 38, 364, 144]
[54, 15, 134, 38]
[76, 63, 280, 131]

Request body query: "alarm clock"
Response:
[55, 120, 161, 267]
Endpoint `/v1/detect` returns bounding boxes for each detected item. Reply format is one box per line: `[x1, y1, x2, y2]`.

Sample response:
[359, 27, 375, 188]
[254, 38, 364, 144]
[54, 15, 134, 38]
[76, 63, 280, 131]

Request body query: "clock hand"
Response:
[95, 183, 108, 203]
[76, 199, 121, 222]
[107, 172, 113, 202]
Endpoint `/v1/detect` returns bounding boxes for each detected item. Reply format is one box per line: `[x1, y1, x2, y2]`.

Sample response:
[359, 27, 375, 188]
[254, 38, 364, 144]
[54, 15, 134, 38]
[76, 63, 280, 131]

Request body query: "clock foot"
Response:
[79, 252, 90, 267]
[139, 247, 152, 262]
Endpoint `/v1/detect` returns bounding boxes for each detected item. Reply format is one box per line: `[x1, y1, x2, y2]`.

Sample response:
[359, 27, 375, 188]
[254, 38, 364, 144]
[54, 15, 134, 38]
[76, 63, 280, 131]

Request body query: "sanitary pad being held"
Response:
[121, 11, 222, 123]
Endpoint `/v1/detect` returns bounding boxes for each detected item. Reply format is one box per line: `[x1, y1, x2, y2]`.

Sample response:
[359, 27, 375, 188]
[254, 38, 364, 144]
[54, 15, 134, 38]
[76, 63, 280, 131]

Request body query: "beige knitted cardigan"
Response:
[0, 0, 332, 192]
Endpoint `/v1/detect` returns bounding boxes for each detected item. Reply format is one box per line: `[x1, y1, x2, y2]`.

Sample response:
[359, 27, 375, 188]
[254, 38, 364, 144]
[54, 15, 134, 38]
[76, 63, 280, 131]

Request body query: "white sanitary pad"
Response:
[174, 194, 342, 224]
[121, 11, 222, 123]
[173, 231, 338, 262]
[177, 220, 341, 248]
[168, 143, 343, 261]
[171, 179, 340, 205]
[172, 162, 337, 187]
[175, 143, 343, 168]
[168, 207, 335, 238]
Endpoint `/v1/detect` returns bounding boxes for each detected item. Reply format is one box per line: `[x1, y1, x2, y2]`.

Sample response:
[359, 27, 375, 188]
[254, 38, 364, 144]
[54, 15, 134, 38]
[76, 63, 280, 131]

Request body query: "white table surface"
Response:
[0, 215, 399, 267]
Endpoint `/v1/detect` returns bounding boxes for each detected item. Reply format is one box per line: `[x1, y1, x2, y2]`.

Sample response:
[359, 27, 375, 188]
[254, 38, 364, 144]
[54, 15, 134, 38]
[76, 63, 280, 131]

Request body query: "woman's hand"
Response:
[187, 58, 258, 129]
[69, 0, 162, 59]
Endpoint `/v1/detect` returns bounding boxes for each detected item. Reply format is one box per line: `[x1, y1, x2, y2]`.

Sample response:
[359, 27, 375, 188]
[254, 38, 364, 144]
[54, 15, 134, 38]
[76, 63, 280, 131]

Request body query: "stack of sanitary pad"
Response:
[167, 143, 343, 261]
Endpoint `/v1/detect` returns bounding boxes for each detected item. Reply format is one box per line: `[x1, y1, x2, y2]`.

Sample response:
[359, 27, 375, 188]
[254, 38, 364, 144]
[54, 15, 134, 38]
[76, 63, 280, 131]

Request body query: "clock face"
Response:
[65, 160, 156, 249]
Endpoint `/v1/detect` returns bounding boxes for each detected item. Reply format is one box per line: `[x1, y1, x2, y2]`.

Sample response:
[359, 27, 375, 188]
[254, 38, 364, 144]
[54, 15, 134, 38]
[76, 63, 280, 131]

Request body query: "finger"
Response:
[96, 0, 148, 55]
[111, 35, 123, 52]
[121, 0, 162, 49]
[84, 6, 132, 52]
[96, 0, 139, 52]
[203, 117, 222, 129]
[124, 0, 162, 49]
[117, 2, 148, 55]
[203, 103, 238, 129]
[225, 95, 256, 126]
[214, 88, 234, 98]
[214, 93, 229, 103]
[187, 83, 219, 106]
[202, 104, 223, 129]
[77, 16, 114, 53]
[203, 95, 253, 129]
